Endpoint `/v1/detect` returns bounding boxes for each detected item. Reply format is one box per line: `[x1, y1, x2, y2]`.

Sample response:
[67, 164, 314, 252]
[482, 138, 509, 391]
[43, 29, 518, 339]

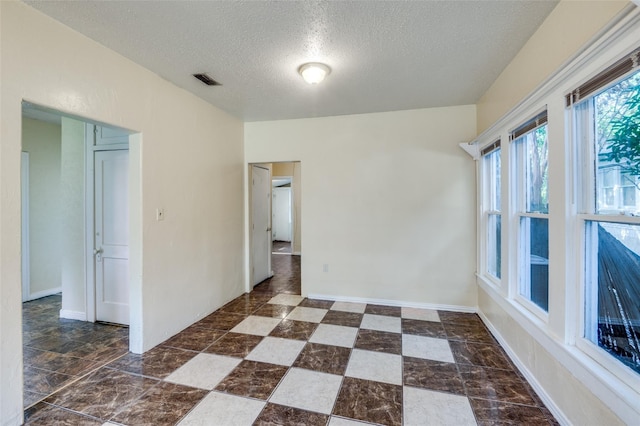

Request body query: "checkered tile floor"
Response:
[25, 294, 558, 425]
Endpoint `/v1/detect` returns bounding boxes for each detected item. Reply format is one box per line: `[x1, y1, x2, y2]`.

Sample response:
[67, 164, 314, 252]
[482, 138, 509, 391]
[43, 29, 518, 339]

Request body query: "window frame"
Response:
[480, 142, 502, 285]
[572, 69, 640, 387]
[511, 116, 550, 320]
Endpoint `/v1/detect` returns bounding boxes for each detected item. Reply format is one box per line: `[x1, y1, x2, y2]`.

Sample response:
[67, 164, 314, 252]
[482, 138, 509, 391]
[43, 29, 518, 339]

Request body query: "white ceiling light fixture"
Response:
[298, 62, 331, 84]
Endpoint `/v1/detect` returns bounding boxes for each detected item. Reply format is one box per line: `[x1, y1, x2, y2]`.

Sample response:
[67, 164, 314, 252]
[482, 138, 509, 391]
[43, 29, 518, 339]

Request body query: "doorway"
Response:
[248, 161, 302, 294]
[21, 104, 134, 408]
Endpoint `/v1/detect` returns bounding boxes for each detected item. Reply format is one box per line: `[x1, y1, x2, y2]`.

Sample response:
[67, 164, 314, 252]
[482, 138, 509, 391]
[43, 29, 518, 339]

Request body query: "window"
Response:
[482, 141, 501, 280]
[512, 112, 549, 312]
[572, 59, 640, 375]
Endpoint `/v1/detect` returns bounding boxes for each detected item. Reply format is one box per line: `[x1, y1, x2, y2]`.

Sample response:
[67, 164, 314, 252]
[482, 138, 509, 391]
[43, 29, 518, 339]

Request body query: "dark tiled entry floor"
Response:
[25, 292, 558, 425]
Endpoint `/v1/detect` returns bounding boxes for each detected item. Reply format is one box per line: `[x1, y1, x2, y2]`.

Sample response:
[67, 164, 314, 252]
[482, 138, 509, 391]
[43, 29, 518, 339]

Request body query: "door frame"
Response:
[249, 164, 273, 287]
[85, 124, 130, 322]
[21, 152, 31, 302]
[244, 161, 302, 293]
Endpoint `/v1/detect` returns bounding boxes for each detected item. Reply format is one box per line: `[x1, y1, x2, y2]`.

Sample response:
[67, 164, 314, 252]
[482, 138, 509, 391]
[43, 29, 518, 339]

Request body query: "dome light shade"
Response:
[298, 62, 331, 84]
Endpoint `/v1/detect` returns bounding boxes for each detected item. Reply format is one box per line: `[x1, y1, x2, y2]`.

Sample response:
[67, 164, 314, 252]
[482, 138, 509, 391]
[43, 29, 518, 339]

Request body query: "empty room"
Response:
[1, 1, 640, 425]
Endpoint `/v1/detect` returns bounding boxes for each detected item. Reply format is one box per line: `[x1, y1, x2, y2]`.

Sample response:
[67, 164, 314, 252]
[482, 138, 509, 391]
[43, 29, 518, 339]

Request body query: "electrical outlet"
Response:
[156, 208, 165, 221]
[323, 264, 329, 273]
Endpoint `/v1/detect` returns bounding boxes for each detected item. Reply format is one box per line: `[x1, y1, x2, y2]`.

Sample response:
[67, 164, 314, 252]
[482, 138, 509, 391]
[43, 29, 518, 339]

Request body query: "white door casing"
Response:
[94, 149, 130, 325]
[251, 165, 272, 285]
[272, 187, 292, 242]
[21, 152, 30, 302]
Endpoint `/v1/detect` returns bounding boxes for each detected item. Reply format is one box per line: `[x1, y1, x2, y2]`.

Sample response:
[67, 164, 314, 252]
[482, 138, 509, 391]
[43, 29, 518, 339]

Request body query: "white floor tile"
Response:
[245, 336, 306, 366]
[285, 306, 328, 323]
[402, 334, 454, 363]
[330, 301, 366, 313]
[329, 418, 370, 426]
[230, 315, 281, 336]
[403, 386, 476, 426]
[360, 314, 401, 333]
[267, 294, 304, 306]
[309, 324, 358, 348]
[165, 353, 241, 390]
[178, 391, 265, 426]
[401, 307, 440, 322]
[345, 349, 402, 385]
[270, 367, 342, 414]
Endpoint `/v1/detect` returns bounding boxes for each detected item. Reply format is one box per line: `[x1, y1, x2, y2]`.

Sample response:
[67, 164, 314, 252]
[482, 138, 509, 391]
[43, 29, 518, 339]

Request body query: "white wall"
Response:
[0, 3, 245, 425]
[21, 117, 62, 298]
[476, 0, 628, 133]
[245, 106, 477, 308]
[59, 118, 86, 319]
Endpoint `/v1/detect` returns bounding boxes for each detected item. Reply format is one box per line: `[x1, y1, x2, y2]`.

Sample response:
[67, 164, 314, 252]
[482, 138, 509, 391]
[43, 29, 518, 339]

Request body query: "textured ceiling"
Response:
[23, 1, 558, 122]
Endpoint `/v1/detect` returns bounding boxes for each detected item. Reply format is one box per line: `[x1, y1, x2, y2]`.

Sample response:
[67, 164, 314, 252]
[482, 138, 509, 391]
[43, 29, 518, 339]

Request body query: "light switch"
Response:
[156, 208, 165, 221]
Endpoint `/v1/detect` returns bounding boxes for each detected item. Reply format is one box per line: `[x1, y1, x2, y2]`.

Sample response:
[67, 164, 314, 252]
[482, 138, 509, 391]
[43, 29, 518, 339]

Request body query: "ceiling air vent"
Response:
[192, 73, 221, 86]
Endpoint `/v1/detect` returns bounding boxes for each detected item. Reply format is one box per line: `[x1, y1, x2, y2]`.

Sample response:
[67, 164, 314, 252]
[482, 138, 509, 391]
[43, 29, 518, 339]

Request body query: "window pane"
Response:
[585, 221, 640, 374]
[595, 72, 640, 215]
[516, 125, 549, 213]
[488, 214, 501, 279]
[520, 217, 549, 311]
[486, 149, 501, 211]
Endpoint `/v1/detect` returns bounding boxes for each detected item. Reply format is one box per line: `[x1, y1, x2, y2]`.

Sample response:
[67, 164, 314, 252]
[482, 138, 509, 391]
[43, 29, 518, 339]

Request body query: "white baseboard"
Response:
[292, 251, 301, 255]
[26, 287, 61, 301]
[307, 293, 477, 313]
[59, 309, 87, 321]
[477, 310, 570, 426]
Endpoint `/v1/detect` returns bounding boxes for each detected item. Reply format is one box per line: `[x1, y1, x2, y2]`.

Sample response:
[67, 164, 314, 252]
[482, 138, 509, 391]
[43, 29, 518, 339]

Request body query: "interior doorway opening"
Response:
[248, 161, 302, 295]
[20, 103, 139, 409]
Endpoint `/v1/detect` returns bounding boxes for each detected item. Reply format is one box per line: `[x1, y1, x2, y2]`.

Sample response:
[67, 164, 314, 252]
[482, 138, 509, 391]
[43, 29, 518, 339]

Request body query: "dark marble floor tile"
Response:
[45, 368, 157, 420]
[26, 335, 87, 354]
[107, 346, 196, 379]
[196, 311, 247, 331]
[219, 297, 264, 315]
[111, 381, 208, 425]
[541, 407, 561, 426]
[253, 303, 295, 319]
[321, 311, 363, 328]
[204, 332, 264, 358]
[403, 356, 466, 395]
[450, 340, 514, 370]
[215, 360, 288, 400]
[438, 311, 486, 327]
[459, 365, 538, 406]
[24, 402, 103, 425]
[254, 403, 329, 426]
[162, 326, 226, 351]
[62, 339, 129, 364]
[253, 255, 301, 295]
[298, 298, 335, 309]
[401, 318, 446, 338]
[269, 320, 318, 341]
[470, 398, 555, 425]
[333, 377, 402, 426]
[24, 390, 48, 408]
[23, 349, 100, 376]
[444, 322, 496, 344]
[354, 329, 402, 355]
[365, 304, 401, 317]
[293, 342, 351, 375]
[23, 366, 75, 395]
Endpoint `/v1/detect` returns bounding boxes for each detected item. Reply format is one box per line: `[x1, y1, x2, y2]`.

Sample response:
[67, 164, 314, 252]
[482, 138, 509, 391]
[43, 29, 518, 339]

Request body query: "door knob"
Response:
[266, 227, 272, 232]
[94, 247, 103, 262]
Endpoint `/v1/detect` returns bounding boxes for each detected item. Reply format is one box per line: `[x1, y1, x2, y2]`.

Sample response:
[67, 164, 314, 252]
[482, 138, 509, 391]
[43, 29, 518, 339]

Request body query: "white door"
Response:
[95, 150, 129, 324]
[252, 165, 272, 285]
[272, 187, 292, 242]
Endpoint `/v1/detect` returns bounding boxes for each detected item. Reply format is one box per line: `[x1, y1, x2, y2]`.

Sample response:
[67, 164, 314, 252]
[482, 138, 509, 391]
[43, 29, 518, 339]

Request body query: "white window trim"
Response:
[471, 4, 640, 422]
